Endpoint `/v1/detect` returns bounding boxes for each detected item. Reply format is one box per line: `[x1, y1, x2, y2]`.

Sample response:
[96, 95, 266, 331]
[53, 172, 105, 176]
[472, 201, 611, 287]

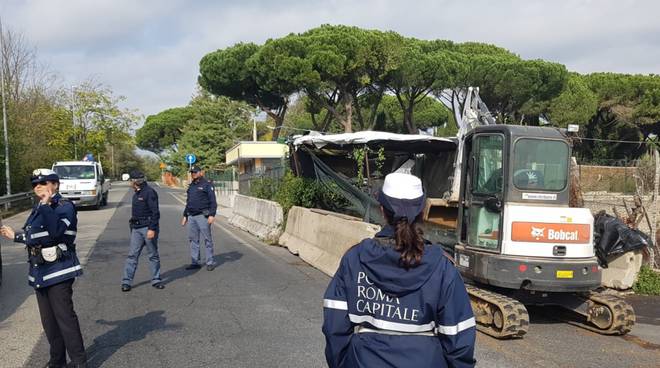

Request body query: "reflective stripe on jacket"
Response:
[322, 227, 476, 368]
[17, 193, 82, 289]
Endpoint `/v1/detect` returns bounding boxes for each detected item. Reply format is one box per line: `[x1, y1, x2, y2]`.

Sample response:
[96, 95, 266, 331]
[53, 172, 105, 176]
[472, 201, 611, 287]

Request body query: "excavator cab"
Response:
[456, 125, 598, 291]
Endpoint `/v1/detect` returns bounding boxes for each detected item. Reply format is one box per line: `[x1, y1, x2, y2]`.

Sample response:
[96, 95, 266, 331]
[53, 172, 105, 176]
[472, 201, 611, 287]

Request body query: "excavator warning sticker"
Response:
[511, 222, 590, 244]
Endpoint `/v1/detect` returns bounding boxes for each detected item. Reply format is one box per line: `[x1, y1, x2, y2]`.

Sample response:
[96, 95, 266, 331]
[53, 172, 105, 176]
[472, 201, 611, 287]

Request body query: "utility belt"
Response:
[28, 243, 74, 264]
[129, 217, 152, 229]
[188, 209, 210, 218]
[354, 325, 437, 337]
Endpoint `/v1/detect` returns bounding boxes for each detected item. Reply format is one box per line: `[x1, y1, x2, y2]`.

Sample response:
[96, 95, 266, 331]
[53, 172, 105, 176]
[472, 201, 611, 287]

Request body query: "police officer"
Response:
[0, 169, 87, 368]
[322, 173, 476, 368]
[121, 170, 163, 292]
[180, 165, 217, 271]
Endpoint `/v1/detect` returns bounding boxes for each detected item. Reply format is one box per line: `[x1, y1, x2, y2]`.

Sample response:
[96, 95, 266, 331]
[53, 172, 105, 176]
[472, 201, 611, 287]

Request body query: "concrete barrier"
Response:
[229, 195, 283, 243]
[601, 249, 644, 290]
[279, 206, 381, 276]
[217, 193, 235, 208]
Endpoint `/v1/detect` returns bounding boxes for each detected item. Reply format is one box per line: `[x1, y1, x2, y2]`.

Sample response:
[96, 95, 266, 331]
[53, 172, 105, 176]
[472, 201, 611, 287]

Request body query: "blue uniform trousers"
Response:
[35, 279, 86, 366]
[187, 214, 215, 266]
[122, 227, 162, 285]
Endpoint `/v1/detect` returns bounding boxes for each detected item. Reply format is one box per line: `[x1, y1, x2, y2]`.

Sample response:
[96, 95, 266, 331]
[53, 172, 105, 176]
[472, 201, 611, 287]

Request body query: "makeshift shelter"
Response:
[290, 131, 458, 226]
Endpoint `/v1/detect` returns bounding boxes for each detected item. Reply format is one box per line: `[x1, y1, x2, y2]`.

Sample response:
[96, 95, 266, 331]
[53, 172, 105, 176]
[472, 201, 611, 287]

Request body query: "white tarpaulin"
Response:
[293, 131, 455, 150]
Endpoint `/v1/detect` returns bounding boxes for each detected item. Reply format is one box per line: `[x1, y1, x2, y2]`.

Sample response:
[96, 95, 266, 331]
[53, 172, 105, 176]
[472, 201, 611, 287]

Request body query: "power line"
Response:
[574, 137, 656, 144]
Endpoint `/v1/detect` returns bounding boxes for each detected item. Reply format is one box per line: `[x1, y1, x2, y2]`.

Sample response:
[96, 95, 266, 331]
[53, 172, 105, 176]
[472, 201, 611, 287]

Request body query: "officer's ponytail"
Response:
[383, 209, 425, 269]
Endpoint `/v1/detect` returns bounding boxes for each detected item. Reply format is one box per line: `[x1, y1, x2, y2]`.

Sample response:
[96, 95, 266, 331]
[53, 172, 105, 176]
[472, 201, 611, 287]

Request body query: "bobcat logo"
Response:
[531, 227, 545, 240]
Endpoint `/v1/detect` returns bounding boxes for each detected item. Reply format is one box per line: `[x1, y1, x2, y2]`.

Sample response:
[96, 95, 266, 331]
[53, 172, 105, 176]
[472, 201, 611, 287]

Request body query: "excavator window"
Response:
[513, 139, 568, 191]
[467, 134, 504, 250]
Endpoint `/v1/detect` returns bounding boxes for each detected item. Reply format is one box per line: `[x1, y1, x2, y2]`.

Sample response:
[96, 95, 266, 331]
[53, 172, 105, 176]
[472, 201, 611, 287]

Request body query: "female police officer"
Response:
[322, 173, 476, 368]
[1, 169, 87, 368]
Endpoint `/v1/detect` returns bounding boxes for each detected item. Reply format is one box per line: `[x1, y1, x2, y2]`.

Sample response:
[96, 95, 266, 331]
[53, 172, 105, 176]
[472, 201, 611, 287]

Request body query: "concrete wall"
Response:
[229, 194, 283, 244]
[279, 206, 381, 276]
[217, 192, 235, 209]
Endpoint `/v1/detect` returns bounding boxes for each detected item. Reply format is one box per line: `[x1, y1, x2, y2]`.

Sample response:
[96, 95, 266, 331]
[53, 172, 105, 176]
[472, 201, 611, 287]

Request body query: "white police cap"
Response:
[378, 173, 425, 223]
[31, 168, 59, 183]
[381, 173, 423, 200]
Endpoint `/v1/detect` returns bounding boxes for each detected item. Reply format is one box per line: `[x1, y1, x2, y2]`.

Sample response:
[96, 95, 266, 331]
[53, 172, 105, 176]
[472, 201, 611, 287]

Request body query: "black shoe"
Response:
[152, 282, 165, 289]
[44, 363, 65, 368]
[121, 284, 131, 292]
[206, 264, 216, 271]
[66, 363, 88, 368]
[185, 264, 202, 270]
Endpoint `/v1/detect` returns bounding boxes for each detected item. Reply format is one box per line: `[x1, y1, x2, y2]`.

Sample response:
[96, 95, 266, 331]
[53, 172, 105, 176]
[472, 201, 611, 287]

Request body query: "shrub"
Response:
[249, 177, 279, 200]
[633, 265, 660, 295]
[273, 172, 350, 217]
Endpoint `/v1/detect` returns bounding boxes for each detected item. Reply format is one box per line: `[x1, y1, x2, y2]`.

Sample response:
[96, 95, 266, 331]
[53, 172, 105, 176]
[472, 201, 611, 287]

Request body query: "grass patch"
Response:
[633, 265, 660, 295]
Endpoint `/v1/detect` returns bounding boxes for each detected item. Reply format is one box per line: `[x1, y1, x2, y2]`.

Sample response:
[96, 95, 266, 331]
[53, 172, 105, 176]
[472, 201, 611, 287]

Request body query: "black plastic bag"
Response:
[593, 211, 652, 267]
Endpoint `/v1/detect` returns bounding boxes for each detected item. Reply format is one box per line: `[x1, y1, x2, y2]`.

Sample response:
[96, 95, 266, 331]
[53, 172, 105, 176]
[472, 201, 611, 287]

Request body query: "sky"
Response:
[1, 0, 659, 119]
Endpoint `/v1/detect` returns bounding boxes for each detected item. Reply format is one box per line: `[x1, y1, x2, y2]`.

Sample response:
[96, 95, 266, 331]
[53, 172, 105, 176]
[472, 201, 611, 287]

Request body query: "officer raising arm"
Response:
[322, 173, 476, 368]
[181, 165, 218, 271]
[121, 170, 164, 292]
[1, 169, 87, 368]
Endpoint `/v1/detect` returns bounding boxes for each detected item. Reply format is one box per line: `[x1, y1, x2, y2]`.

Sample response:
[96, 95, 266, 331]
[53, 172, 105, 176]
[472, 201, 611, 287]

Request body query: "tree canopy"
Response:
[136, 107, 194, 153]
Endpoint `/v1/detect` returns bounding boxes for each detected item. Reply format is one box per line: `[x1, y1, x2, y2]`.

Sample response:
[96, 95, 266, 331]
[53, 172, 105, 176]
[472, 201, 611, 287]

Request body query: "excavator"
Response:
[290, 87, 636, 338]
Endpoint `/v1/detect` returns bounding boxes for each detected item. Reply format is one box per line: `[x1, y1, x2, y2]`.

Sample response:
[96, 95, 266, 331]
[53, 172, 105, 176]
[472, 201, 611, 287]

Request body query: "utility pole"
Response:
[252, 115, 257, 142]
[0, 18, 10, 195]
[71, 85, 77, 159]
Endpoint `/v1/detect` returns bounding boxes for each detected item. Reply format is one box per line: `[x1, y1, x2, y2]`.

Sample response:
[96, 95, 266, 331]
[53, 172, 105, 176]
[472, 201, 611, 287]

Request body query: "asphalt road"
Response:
[23, 182, 329, 368]
[2, 182, 658, 367]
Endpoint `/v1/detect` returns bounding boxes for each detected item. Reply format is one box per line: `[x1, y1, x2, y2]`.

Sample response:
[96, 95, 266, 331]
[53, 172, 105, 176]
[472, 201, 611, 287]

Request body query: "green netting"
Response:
[307, 150, 383, 224]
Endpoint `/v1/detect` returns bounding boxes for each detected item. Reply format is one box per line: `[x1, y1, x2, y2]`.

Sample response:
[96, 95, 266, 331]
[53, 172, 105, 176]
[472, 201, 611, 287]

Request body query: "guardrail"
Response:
[0, 191, 34, 217]
[1, 192, 34, 285]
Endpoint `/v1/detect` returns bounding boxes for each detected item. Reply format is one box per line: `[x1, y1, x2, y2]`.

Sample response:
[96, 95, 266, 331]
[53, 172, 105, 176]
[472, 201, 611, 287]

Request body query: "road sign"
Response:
[185, 154, 196, 164]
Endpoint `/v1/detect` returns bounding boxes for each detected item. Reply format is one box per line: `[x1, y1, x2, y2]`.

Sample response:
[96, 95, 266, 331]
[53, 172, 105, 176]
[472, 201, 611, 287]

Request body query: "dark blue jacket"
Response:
[131, 182, 160, 231]
[183, 177, 217, 217]
[15, 193, 82, 289]
[322, 226, 476, 368]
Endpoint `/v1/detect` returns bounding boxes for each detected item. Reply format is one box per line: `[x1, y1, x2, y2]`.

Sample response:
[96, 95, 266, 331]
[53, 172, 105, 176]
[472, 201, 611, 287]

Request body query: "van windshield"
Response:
[53, 165, 96, 180]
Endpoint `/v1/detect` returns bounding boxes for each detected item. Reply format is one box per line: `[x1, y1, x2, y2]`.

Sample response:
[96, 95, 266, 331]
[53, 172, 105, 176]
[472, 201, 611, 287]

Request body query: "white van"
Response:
[52, 161, 110, 209]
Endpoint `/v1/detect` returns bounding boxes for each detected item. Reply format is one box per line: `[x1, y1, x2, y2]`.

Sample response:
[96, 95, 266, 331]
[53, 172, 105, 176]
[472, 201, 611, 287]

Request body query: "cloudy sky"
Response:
[1, 0, 658, 119]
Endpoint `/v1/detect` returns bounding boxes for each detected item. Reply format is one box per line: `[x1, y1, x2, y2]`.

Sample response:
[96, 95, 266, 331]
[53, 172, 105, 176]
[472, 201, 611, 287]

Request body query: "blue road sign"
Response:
[185, 154, 196, 164]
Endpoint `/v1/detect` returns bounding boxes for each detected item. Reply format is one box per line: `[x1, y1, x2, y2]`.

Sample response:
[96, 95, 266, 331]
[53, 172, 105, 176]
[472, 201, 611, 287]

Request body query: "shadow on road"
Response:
[0, 262, 33, 324]
[86, 310, 180, 368]
[213, 250, 243, 267]
[130, 251, 243, 289]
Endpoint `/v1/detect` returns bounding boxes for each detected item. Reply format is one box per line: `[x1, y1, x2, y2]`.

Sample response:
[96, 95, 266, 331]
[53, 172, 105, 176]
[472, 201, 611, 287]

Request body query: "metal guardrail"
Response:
[0, 191, 33, 205]
[0, 191, 34, 215]
[1, 192, 33, 285]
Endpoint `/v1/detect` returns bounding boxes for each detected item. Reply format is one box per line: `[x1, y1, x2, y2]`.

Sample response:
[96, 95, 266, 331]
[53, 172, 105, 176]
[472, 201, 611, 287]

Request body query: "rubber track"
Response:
[567, 292, 635, 335]
[465, 284, 529, 338]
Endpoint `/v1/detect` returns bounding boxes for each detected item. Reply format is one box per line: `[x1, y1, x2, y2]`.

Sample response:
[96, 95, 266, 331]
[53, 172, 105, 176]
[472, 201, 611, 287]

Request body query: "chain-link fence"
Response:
[238, 165, 286, 197]
[206, 166, 288, 196]
[574, 157, 658, 244]
[575, 158, 655, 195]
[206, 168, 237, 195]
